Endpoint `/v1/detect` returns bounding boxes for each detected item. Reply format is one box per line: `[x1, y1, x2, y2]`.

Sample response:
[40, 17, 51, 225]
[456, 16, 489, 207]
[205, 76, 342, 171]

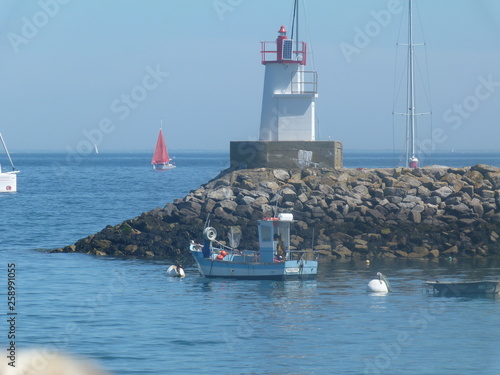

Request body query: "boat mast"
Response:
[0, 133, 16, 170]
[407, 0, 417, 168]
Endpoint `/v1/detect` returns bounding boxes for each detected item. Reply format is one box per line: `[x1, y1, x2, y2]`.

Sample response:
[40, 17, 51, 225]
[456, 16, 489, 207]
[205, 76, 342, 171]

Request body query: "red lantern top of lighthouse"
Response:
[261, 25, 307, 65]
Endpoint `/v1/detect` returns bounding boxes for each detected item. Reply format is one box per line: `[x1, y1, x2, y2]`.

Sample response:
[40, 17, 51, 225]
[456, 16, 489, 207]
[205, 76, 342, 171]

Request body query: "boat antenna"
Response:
[273, 186, 283, 217]
[0, 133, 16, 170]
[274, 195, 279, 217]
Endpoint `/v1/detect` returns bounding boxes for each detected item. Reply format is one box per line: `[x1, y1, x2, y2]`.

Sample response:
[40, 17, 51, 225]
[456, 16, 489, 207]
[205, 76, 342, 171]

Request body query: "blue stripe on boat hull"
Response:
[200, 273, 317, 281]
[191, 250, 317, 281]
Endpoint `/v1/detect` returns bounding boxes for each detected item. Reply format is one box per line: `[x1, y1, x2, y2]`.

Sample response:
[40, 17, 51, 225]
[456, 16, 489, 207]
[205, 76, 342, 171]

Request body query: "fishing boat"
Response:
[190, 213, 318, 280]
[423, 281, 500, 297]
[151, 125, 175, 170]
[394, 0, 431, 168]
[0, 133, 19, 192]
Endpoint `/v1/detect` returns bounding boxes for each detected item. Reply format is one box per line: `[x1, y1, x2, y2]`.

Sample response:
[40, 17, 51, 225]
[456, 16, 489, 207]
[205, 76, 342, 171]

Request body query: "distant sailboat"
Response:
[394, 0, 431, 168]
[151, 123, 175, 170]
[93, 143, 99, 154]
[0, 133, 19, 192]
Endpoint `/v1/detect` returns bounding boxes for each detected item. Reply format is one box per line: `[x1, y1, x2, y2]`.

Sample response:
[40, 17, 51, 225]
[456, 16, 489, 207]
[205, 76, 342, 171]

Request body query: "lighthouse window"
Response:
[282, 40, 293, 60]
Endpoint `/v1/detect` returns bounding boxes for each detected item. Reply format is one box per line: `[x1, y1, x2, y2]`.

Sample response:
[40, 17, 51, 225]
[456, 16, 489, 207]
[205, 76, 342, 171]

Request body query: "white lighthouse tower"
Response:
[259, 25, 318, 141]
[229, 1, 342, 170]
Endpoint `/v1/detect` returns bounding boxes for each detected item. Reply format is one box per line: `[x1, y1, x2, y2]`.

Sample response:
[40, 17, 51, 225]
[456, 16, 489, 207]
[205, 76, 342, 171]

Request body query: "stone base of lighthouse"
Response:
[230, 141, 343, 170]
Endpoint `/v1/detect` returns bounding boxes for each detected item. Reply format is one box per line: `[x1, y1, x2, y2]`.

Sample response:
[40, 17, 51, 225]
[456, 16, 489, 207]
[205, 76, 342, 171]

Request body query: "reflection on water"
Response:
[5, 244, 500, 374]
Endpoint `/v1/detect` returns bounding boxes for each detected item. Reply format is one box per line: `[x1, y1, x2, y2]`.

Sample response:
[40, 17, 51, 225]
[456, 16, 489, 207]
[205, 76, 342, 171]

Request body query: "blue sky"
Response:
[0, 0, 499, 154]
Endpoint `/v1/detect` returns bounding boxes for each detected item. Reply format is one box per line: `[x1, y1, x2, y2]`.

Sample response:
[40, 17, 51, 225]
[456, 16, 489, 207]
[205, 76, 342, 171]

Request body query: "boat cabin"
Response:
[258, 213, 293, 262]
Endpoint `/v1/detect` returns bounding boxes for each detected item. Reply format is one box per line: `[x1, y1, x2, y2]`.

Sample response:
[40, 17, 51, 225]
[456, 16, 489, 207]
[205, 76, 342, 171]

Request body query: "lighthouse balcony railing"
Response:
[291, 71, 317, 94]
[260, 41, 307, 65]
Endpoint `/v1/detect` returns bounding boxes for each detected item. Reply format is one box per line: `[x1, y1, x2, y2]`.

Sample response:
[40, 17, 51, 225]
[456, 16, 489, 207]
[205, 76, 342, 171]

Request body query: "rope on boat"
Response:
[213, 240, 237, 252]
[0, 133, 16, 170]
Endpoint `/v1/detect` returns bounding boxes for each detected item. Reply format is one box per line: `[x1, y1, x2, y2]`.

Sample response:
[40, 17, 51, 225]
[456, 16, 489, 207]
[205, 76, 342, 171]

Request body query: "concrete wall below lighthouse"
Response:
[230, 141, 343, 170]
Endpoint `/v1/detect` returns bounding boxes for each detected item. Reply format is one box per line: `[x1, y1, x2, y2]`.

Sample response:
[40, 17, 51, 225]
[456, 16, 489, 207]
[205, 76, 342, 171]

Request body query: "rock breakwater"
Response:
[55, 164, 500, 260]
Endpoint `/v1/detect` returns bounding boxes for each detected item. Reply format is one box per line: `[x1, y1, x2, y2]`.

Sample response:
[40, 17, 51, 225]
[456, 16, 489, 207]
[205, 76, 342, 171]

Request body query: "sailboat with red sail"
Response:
[151, 126, 175, 170]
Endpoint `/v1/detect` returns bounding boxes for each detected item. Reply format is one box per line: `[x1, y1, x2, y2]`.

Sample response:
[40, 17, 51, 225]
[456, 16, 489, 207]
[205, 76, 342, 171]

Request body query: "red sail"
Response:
[151, 129, 170, 164]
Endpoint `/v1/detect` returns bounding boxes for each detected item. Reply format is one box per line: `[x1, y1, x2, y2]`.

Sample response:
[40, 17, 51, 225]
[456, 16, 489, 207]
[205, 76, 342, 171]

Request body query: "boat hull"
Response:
[0, 172, 17, 192]
[424, 281, 500, 297]
[191, 249, 317, 280]
[152, 163, 176, 170]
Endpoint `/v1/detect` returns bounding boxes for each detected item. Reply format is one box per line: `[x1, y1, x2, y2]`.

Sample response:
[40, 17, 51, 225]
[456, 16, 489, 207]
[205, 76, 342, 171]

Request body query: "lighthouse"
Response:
[259, 26, 317, 141]
[229, 2, 343, 170]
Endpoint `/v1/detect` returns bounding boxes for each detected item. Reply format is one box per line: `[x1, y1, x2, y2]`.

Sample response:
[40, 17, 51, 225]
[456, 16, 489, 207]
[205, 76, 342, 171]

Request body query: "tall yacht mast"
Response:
[406, 0, 418, 168]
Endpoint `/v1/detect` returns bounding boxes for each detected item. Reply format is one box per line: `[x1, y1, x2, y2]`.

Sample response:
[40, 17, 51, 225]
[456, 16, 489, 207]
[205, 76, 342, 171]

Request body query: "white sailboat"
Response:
[395, 0, 431, 168]
[0, 133, 19, 192]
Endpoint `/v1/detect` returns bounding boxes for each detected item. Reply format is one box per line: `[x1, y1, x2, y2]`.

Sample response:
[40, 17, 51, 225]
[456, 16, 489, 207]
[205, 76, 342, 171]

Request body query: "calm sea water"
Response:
[1, 151, 500, 375]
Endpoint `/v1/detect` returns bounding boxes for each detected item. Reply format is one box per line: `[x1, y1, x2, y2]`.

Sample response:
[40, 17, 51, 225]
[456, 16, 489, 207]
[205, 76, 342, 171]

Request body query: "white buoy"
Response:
[167, 265, 185, 278]
[366, 272, 391, 293]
